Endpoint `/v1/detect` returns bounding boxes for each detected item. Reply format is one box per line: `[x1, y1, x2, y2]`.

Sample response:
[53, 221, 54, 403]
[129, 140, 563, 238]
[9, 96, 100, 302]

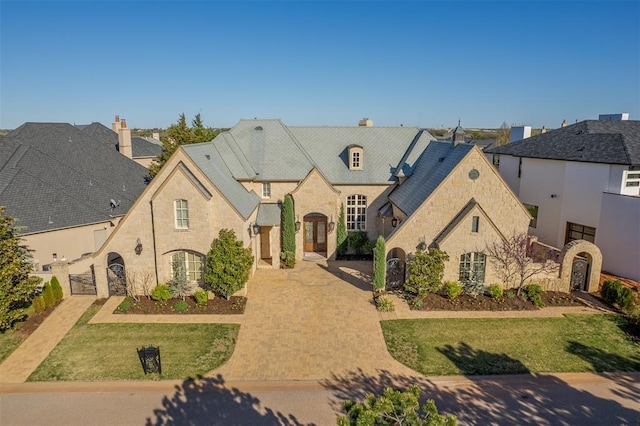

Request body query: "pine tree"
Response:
[42, 282, 56, 309]
[169, 255, 191, 301]
[0, 207, 40, 331]
[50, 276, 63, 301]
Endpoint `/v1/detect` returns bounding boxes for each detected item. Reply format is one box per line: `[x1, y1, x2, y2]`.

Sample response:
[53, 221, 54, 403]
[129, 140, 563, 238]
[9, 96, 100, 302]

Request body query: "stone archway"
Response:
[106, 252, 127, 296]
[559, 240, 602, 293]
[386, 247, 406, 290]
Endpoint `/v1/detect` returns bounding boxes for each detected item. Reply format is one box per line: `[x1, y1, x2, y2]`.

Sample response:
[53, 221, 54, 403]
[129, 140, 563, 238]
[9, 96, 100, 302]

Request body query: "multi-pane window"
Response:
[262, 182, 271, 198]
[174, 199, 189, 229]
[492, 155, 500, 169]
[346, 195, 367, 231]
[524, 203, 539, 228]
[565, 222, 596, 244]
[171, 251, 203, 282]
[352, 152, 360, 169]
[459, 252, 486, 285]
[471, 216, 479, 233]
[625, 172, 640, 187]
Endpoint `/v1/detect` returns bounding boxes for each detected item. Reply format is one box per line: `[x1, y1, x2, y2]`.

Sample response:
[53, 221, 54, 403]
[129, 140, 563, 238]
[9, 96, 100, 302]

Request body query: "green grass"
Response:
[28, 304, 240, 381]
[382, 314, 640, 376]
[0, 305, 36, 364]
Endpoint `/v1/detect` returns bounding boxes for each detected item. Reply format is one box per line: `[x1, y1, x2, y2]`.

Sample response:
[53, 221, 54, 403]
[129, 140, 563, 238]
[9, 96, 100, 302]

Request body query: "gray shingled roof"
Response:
[389, 142, 474, 217]
[486, 120, 640, 165]
[0, 123, 149, 234]
[77, 122, 162, 159]
[256, 203, 281, 226]
[181, 142, 260, 219]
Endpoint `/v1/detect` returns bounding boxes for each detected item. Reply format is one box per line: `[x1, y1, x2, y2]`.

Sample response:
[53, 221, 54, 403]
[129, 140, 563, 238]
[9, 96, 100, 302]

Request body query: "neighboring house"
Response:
[487, 117, 640, 281]
[93, 118, 532, 297]
[75, 116, 162, 168]
[0, 122, 149, 274]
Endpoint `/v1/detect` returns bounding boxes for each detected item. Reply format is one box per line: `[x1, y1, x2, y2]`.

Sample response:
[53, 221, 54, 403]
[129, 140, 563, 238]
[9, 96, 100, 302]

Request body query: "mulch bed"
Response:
[114, 296, 246, 315]
[409, 290, 585, 311]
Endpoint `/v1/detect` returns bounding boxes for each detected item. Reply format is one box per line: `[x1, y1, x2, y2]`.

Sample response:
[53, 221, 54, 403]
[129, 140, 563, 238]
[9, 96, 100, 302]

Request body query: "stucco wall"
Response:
[496, 154, 520, 194]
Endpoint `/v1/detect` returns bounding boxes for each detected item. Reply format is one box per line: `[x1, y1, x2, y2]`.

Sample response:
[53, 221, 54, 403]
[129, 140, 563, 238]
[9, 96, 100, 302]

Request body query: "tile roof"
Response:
[486, 120, 640, 165]
[0, 123, 149, 234]
[389, 142, 474, 217]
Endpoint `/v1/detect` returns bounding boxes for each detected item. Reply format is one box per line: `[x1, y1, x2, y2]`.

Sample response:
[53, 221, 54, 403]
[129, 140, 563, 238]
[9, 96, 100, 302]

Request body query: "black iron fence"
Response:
[69, 273, 96, 295]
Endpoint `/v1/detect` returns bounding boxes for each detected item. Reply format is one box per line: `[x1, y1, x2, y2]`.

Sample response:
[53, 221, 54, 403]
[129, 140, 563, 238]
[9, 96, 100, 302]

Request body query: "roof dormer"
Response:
[348, 144, 363, 171]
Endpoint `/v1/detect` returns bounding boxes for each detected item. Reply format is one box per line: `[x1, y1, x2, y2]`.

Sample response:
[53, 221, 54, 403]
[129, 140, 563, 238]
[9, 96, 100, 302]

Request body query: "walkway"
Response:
[0, 296, 96, 383]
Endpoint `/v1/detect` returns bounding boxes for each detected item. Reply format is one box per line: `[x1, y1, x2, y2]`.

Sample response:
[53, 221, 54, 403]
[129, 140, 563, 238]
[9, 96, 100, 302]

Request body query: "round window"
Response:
[469, 169, 480, 180]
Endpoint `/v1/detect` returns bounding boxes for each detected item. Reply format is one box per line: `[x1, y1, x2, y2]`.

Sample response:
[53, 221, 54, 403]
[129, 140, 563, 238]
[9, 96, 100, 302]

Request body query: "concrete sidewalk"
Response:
[0, 296, 96, 384]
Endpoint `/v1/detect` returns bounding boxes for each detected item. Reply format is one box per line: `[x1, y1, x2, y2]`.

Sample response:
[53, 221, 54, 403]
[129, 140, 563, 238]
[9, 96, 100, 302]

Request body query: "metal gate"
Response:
[570, 257, 589, 291]
[386, 257, 405, 290]
[107, 263, 127, 296]
[69, 273, 96, 295]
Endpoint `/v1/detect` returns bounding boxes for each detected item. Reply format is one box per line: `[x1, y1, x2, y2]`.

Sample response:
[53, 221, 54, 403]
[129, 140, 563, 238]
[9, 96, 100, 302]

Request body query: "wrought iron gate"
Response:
[570, 257, 589, 291]
[107, 263, 127, 296]
[69, 273, 96, 295]
[386, 258, 405, 290]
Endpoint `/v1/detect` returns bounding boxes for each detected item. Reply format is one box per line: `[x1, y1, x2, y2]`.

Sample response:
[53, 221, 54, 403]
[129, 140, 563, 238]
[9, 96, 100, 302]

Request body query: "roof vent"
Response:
[205, 154, 211, 160]
[110, 199, 120, 209]
[438, 157, 445, 163]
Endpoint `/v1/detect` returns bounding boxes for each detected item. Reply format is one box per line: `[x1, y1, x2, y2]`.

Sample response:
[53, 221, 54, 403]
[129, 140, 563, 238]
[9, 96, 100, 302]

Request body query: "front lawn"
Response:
[382, 314, 640, 375]
[28, 303, 239, 381]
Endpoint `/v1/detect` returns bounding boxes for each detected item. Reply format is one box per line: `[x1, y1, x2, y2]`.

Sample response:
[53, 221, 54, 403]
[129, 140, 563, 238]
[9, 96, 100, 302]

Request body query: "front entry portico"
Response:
[303, 213, 327, 256]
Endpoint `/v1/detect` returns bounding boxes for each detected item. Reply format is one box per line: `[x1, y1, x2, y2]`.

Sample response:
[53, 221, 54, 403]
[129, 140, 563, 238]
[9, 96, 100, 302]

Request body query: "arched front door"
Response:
[303, 213, 327, 254]
[106, 252, 126, 296]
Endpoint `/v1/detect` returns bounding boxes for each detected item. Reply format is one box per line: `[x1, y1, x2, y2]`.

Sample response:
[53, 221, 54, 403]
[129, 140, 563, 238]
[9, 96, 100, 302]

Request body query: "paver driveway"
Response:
[210, 260, 417, 381]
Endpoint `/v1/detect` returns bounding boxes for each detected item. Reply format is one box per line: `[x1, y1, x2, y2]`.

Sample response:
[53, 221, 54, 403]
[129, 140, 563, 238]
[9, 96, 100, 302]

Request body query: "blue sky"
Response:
[1, 1, 639, 130]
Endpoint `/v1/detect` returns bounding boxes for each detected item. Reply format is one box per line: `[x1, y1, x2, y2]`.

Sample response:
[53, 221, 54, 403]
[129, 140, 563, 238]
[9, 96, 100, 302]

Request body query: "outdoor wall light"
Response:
[391, 217, 399, 227]
[252, 223, 260, 236]
[135, 238, 143, 255]
[52, 253, 57, 262]
[295, 220, 301, 232]
[328, 220, 335, 232]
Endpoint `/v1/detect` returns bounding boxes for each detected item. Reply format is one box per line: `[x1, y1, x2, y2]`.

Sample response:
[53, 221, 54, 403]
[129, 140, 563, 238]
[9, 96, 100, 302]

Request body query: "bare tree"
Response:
[486, 234, 558, 295]
[139, 271, 154, 299]
[495, 121, 510, 146]
[125, 270, 140, 302]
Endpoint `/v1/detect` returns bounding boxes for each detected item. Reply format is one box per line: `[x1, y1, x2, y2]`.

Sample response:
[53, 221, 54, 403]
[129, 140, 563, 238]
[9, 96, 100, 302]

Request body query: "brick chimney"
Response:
[117, 119, 133, 159]
[561, 119, 567, 128]
[111, 115, 121, 133]
[358, 118, 374, 127]
[541, 126, 547, 134]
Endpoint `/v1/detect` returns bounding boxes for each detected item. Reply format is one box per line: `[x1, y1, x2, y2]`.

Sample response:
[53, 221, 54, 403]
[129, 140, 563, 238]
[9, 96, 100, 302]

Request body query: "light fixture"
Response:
[252, 223, 260, 236]
[391, 217, 399, 228]
[550, 194, 558, 198]
[52, 253, 57, 262]
[135, 238, 143, 255]
[295, 219, 301, 232]
[328, 220, 335, 232]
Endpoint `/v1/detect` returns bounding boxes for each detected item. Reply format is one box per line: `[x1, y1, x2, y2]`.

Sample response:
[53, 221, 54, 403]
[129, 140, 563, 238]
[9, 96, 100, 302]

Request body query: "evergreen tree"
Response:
[169, 255, 191, 301]
[280, 194, 296, 267]
[42, 282, 56, 309]
[0, 207, 40, 331]
[404, 248, 449, 296]
[204, 229, 254, 299]
[50, 276, 63, 301]
[148, 113, 218, 178]
[337, 203, 348, 256]
[373, 236, 386, 293]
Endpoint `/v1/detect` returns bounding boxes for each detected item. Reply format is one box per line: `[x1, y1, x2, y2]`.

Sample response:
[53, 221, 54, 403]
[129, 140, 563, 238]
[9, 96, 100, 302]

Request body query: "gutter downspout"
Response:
[150, 200, 159, 283]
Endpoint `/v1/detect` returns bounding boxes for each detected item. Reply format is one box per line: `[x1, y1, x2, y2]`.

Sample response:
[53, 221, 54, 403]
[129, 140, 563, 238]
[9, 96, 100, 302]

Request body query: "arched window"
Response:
[348, 145, 363, 170]
[459, 252, 486, 285]
[171, 251, 204, 282]
[346, 195, 367, 231]
[174, 199, 189, 229]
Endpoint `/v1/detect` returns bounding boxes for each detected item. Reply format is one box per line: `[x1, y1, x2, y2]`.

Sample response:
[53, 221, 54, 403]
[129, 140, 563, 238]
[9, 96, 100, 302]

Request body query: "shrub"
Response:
[463, 282, 485, 298]
[337, 203, 348, 256]
[151, 284, 172, 302]
[443, 281, 463, 300]
[280, 251, 295, 269]
[505, 290, 515, 299]
[205, 229, 254, 299]
[409, 297, 423, 310]
[169, 255, 191, 301]
[375, 295, 395, 312]
[118, 296, 132, 312]
[601, 279, 623, 305]
[173, 300, 188, 312]
[50, 276, 63, 301]
[618, 287, 634, 310]
[372, 236, 386, 293]
[348, 231, 369, 255]
[41, 282, 56, 309]
[32, 295, 45, 314]
[524, 284, 545, 307]
[404, 248, 449, 296]
[487, 284, 503, 299]
[193, 289, 208, 304]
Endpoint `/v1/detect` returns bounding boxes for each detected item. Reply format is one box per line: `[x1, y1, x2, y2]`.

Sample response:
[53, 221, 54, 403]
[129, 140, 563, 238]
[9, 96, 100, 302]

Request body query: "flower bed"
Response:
[408, 290, 584, 311]
[115, 296, 246, 315]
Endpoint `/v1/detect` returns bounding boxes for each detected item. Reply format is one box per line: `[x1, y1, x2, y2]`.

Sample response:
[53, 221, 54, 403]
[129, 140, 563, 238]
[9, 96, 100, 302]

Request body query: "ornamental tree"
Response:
[204, 229, 253, 299]
[337, 203, 348, 256]
[280, 194, 296, 268]
[0, 207, 41, 331]
[337, 385, 457, 426]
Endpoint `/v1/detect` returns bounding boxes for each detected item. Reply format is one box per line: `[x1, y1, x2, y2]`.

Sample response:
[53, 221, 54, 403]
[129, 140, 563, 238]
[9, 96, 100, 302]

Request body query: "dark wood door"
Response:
[303, 217, 327, 252]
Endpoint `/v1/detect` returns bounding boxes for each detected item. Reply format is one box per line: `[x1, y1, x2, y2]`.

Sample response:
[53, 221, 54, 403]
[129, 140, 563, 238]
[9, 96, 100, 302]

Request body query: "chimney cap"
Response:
[115, 115, 120, 122]
[121, 119, 127, 128]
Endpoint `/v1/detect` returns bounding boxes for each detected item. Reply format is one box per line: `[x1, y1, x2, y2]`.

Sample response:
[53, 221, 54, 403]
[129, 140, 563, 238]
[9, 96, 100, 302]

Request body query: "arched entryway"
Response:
[559, 240, 602, 293]
[106, 252, 127, 296]
[303, 213, 327, 256]
[386, 247, 406, 290]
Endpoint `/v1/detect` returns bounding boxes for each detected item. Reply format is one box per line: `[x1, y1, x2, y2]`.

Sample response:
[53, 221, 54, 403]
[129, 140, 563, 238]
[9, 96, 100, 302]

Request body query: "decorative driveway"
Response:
[210, 260, 418, 381]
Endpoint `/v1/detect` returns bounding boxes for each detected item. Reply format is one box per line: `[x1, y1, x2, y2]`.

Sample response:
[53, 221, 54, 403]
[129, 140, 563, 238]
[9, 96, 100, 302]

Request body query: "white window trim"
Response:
[262, 182, 271, 198]
[170, 251, 203, 283]
[346, 194, 367, 231]
[174, 199, 189, 229]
